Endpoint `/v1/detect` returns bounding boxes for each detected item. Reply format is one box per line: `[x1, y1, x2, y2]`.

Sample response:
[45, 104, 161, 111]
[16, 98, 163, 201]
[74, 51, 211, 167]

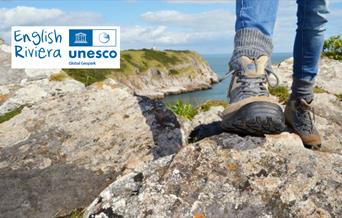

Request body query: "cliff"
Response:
[63, 49, 219, 98]
[0, 44, 218, 100]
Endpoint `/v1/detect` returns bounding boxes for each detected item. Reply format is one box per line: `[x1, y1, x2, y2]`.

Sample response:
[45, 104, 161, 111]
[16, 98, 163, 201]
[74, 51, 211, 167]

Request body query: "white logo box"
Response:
[11, 26, 120, 69]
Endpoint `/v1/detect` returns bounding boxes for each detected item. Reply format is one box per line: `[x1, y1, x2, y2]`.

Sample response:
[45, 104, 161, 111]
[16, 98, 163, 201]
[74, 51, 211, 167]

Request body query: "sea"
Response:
[163, 52, 292, 106]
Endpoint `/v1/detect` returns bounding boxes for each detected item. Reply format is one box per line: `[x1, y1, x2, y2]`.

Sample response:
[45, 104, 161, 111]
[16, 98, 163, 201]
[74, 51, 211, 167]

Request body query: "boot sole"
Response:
[221, 101, 285, 136]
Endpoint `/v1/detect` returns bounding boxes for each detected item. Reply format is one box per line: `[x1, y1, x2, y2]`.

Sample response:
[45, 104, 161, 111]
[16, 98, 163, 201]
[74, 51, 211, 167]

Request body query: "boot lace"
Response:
[295, 99, 316, 134]
[220, 68, 279, 100]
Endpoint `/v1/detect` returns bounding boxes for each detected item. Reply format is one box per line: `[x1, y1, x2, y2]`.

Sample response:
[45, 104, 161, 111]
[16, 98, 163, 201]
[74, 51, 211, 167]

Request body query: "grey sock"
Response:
[229, 28, 273, 72]
[291, 77, 315, 102]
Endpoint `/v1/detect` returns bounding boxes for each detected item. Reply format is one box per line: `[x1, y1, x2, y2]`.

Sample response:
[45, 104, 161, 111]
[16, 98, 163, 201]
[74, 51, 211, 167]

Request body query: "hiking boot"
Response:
[221, 55, 285, 136]
[285, 97, 321, 149]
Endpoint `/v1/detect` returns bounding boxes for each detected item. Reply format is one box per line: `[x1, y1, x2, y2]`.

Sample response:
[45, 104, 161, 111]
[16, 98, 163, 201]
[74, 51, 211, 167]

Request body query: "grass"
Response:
[0, 105, 24, 124]
[143, 49, 181, 66]
[169, 69, 180, 75]
[313, 86, 327, 94]
[196, 99, 228, 112]
[63, 69, 111, 86]
[269, 86, 289, 103]
[49, 71, 68, 81]
[167, 100, 198, 120]
[62, 49, 205, 85]
[56, 208, 83, 218]
[167, 99, 228, 120]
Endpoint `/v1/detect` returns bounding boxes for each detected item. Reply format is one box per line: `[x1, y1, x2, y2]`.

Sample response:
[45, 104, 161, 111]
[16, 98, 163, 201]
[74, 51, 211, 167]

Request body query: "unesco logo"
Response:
[69, 29, 117, 47]
[99, 32, 110, 43]
[68, 28, 118, 59]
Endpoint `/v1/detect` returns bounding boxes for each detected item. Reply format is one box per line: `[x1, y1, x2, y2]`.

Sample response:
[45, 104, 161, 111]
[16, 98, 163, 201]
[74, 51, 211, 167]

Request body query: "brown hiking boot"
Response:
[285, 97, 321, 149]
[221, 55, 285, 136]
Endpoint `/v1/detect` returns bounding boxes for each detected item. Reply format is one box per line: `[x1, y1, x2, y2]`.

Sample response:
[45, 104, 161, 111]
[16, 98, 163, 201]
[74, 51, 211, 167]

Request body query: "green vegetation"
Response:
[62, 49, 204, 85]
[63, 69, 111, 86]
[335, 94, 342, 101]
[0, 105, 24, 124]
[196, 99, 228, 112]
[169, 69, 180, 75]
[167, 100, 198, 120]
[49, 71, 68, 81]
[323, 35, 342, 60]
[56, 208, 83, 218]
[167, 99, 228, 120]
[312, 86, 341, 101]
[313, 86, 327, 94]
[143, 49, 181, 65]
[269, 86, 289, 103]
[113, 49, 199, 75]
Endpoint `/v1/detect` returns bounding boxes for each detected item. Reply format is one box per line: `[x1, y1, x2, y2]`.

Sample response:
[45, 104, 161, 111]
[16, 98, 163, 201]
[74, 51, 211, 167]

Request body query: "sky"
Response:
[0, 0, 341, 54]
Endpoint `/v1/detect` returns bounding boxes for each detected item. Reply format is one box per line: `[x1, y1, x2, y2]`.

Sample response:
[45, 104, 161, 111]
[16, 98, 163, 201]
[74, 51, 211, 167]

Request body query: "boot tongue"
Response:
[300, 98, 313, 108]
[239, 56, 268, 78]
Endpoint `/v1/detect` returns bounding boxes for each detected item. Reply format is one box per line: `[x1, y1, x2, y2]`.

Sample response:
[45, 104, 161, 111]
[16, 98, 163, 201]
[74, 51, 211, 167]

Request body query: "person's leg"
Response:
[221, 0, 285, 136]
[285, 0, 329, 149]
[231, 0, 279, 68]
[292, 0, 329, 100]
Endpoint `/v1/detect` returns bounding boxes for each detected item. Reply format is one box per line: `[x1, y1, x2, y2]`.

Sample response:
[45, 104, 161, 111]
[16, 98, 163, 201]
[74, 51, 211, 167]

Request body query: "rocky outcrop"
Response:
[0, 47, 341, 218]
[110, 50, 219, 99]
[84, 132, 342, 218]
[0, 78, 86, 116]
[0, 44, 60, 85]
[83, 100, 342, 218]
[83, 58, 342, 218]
[0, 81, 183, 217]
[275, 56, 342, 95]
[274, 57, 342, 154]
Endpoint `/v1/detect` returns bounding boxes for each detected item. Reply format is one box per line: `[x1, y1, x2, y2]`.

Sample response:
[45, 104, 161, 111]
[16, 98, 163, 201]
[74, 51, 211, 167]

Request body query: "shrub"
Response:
[323, 35, 342, 60]
[269, 86, 289, 103]
[167, 100, 198, 120]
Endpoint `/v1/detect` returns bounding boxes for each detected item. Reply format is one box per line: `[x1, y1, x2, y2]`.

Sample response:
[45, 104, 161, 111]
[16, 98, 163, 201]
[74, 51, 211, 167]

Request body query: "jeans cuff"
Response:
[229, 28, 273, 72]
[291, 77, 315, 102]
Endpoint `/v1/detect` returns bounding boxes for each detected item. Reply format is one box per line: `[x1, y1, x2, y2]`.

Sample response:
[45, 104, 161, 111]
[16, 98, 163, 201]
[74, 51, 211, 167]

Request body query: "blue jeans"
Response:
[235, 0, 329, 81]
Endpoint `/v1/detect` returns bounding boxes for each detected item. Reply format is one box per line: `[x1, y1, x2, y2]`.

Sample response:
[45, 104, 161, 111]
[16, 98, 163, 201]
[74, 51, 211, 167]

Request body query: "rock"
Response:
[84, 57, 342, 217]
[0, 78, 85, 116]
[274, 57, 342, 95]
[183, 106, 225, 143]
[274, 57, 342, 154]
[84, 132, 342, 218]
[313, 93, 342, 154]
[0, 44, 61, 85]
[0, 81, 183, 217]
